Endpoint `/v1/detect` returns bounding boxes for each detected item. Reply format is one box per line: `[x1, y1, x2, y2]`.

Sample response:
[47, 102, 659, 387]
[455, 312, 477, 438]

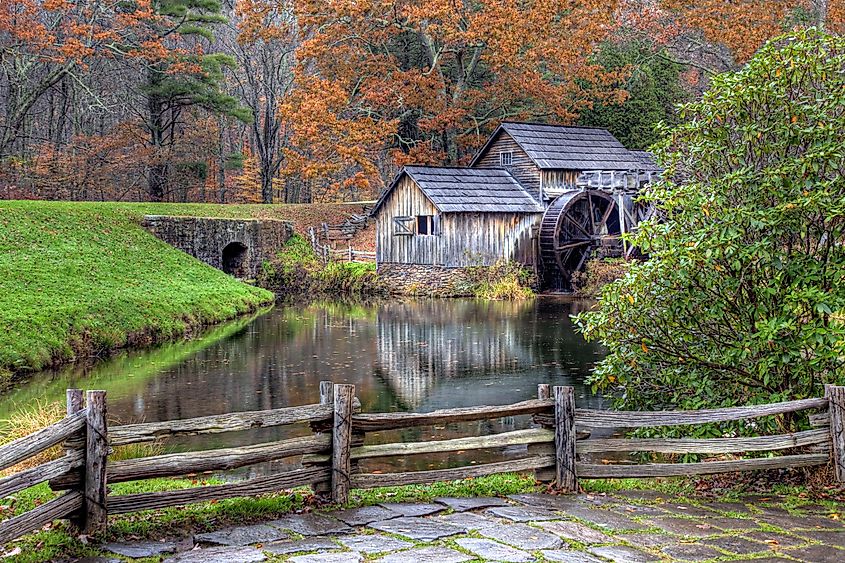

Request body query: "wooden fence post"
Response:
[537, 384, 551, 400]
[67, 389, 84, 417]
[554, 386, 578, 493]
[532, 384, 554, 482]
[320, 381, 334, 407]
[65, 389, 85, 528]
[332, 384, 355, 504]
[311, 381, 335, 497]
[84, 390, 108, 534]
[826, 385, 845, 483]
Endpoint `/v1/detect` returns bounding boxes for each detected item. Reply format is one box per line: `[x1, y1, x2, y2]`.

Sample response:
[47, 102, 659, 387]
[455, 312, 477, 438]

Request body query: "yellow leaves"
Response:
[791, 115, 798, 123]
[702, 205, 710, 217]
[641, 341, 649, 354]
[607, 375, 617, 383]
[627, 295, 634, 304]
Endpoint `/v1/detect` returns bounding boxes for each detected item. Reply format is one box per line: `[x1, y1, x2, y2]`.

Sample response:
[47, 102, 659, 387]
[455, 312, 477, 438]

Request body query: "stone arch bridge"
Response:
[142, 215, 293, 279]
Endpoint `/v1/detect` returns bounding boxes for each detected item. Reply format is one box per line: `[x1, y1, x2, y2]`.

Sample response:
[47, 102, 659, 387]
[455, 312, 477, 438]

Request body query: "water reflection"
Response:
[1, 297, 605, 470]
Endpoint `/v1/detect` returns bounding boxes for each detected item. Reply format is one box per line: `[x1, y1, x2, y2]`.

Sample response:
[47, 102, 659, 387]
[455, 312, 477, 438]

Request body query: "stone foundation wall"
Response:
[142, 215, 293, 278]
[377, 263, 477, 296]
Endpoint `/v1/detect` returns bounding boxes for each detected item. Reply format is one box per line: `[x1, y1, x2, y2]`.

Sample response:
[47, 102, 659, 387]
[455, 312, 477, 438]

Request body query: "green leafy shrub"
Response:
[258, 234, 321, 295]
[259, 235, 386, 297]
[571, 258, 630, 297]
[575, 29, 845, 435]
[458, 260, 536, 300]
[317, 261, 387, 296]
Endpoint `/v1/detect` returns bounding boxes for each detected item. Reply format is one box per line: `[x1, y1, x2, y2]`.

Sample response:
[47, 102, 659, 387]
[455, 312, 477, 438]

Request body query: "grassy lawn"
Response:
[0, 200, 298, 381]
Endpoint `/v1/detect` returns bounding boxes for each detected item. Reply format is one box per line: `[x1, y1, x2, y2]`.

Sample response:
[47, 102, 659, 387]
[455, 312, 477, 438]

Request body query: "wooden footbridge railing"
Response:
[1, 383, 843, 544]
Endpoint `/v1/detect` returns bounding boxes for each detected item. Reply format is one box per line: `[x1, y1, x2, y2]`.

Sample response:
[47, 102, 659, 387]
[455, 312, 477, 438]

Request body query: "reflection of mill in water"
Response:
[373, 300, 540, 410]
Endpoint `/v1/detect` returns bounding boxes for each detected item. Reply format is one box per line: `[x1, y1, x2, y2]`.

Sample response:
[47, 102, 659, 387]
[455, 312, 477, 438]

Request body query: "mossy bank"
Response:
[0, 201, 278, 383]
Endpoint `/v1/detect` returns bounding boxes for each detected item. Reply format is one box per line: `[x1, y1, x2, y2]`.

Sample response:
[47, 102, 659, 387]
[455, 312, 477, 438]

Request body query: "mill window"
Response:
[500, 150, 513, 167]
[417, 215, 435, 235]
[393, 216, 414, 236]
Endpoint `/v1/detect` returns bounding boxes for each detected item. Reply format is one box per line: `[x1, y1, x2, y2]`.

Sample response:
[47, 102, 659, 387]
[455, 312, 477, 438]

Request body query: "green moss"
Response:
[0, 201, 274, 380]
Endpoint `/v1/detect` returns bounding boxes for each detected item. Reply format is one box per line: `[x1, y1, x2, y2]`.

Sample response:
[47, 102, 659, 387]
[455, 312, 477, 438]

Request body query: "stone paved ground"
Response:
[84, 491, 845, 562]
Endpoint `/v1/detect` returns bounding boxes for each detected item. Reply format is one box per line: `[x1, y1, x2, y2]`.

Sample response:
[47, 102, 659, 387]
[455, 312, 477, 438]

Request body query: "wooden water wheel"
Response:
[539, 190, 623, 291]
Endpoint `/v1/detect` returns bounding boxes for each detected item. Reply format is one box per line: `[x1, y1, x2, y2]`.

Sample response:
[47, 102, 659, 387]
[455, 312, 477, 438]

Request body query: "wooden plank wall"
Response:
[376, 175, 540, 267]
[541, 170, 580, 199]
[375, 176, 438, 265]
[472, 133, 541, 201]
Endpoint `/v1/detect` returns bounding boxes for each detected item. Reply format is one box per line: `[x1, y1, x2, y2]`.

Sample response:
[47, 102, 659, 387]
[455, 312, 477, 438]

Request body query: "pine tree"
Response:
[140, 0, 251, 201]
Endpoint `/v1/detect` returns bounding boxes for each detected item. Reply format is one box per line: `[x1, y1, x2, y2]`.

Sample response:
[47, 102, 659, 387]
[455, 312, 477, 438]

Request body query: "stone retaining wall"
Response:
[142, 215, 293, 279]
[376, 263, 476, 296]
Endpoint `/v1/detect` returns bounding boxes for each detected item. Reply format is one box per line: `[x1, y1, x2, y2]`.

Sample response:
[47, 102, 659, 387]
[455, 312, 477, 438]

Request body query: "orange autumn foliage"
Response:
[626, 1, 845, 72]
[235, 144, 264, 203]
[278, 0, 628, 201]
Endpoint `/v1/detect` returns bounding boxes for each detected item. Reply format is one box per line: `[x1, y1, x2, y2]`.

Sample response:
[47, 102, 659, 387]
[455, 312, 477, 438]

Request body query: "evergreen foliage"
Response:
[579, 41, 688, 150]
[575, 29, 845, 432]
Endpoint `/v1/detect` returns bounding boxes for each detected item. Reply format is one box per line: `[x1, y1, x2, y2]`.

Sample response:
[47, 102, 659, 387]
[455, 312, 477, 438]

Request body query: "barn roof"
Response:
[373, 166, 543, 214]
[470, 122, 653, 171]
[630, 150, 662, 172]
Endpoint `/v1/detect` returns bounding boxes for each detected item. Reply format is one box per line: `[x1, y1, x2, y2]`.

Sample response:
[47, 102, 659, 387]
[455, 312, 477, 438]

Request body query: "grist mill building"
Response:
[372, 122, 660, 292]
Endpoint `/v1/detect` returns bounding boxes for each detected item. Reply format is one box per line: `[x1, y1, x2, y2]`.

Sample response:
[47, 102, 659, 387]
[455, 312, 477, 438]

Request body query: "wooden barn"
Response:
[373, 122, 660, 291]
[372, 166, 543, 267]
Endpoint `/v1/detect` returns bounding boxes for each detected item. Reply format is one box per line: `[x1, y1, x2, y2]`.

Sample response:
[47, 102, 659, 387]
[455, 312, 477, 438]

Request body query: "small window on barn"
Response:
[417, 215, 435, 236]
[393, 216, 414, 236]
[500, 150, 513, 167]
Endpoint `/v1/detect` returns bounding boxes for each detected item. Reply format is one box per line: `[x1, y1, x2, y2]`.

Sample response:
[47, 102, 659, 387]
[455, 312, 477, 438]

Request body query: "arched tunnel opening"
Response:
[222, 242, 248, 277]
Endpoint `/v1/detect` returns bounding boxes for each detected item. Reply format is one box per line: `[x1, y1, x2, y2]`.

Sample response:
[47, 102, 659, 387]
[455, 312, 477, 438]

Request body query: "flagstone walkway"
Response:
[82, 491, 845, 562]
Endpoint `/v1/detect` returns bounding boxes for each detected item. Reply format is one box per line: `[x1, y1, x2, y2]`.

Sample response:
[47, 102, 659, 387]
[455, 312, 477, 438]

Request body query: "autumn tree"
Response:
[620, 0, 845, 78]
[0, 0, 155, 159]
[127, 0, 250, 201]
[224, 0, 298, 203]
[280, 0, 628, 201]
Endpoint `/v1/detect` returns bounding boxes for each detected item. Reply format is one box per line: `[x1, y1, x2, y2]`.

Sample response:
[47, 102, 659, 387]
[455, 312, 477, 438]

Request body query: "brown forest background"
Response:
[1, 0, 842, 204]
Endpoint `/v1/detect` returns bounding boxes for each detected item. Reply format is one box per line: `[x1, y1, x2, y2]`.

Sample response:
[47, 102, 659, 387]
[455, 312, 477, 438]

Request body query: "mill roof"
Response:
[373, 166, 543, 214]
[471, 122, 653, 171]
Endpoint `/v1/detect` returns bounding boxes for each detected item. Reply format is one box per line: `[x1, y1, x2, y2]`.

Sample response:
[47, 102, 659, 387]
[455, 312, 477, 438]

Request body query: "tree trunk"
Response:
[218, 116, 226, 203]
[816, 0, 829, 28]
[146, 68, 167, 202]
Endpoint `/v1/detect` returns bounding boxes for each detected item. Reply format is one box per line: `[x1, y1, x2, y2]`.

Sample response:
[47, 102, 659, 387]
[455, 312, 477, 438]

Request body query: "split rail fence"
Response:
[307, 227, 376, 264]
[1, 383, 843, 544]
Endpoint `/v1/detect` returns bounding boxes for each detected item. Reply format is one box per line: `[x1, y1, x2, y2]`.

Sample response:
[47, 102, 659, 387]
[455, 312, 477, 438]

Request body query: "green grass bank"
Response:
[0, 200, 286, 382]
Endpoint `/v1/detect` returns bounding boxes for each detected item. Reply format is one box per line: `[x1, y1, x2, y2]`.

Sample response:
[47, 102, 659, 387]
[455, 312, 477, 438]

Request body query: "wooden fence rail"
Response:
[307, 226, 375, 264]
[1, 383, 843, 545]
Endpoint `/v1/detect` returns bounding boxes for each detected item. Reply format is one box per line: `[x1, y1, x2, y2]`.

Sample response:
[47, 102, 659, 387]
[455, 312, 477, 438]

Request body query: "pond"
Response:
[1, 297, 607, 473]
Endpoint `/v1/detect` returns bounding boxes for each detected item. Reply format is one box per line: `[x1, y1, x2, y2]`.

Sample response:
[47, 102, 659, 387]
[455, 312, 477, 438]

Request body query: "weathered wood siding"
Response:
[472, 133, 541, 202]
[541, 170, 580, 200]
[376, 176, 439, 265]
[376, 176, 540, 267]
[440, 213, 539, 266]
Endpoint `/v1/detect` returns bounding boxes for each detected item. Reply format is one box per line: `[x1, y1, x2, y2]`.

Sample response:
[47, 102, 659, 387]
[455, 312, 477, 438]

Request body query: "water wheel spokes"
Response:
[540, 190, 623, 290]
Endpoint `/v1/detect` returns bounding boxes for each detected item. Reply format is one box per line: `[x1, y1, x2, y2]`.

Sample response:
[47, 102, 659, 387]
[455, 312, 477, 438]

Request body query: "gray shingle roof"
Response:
[630, 150, 662, 172]
[473, 122, 652, 171]
[375, 166, 543, 214]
